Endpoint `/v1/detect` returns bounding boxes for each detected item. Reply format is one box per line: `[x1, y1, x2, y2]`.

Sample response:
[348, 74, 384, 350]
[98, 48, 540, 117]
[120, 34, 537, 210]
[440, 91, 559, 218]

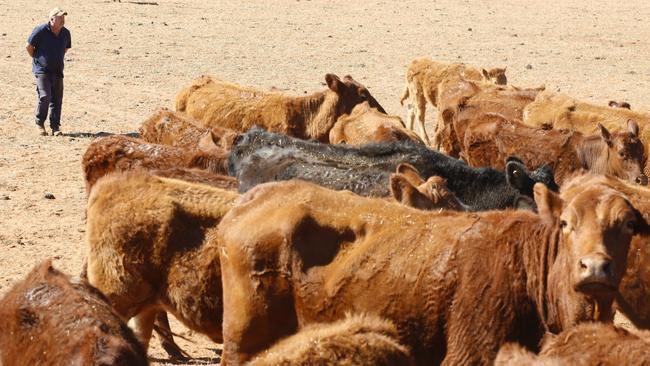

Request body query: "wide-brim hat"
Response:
[48, 7, 67, 19]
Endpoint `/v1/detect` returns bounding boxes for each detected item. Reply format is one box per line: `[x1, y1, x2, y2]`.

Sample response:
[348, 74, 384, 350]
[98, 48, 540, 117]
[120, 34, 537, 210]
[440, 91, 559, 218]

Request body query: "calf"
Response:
[522, 91, 650, 176]
[85, 172, 240, 354]
[389, 164, 467, 211]
[82, 134, 229, 193]
[461, 114, 646, 185]
[246, 314, 414, 366]
[495, 323, 650, 365]
[217, 178, 645, 365]
[0, 260, 148, 366]
[399, 57, 507, 144]
[139, 107, 239, 150]
[229, 128, 558, 211]
[329, 101, 423, 145]
[175, 74, 385, 142]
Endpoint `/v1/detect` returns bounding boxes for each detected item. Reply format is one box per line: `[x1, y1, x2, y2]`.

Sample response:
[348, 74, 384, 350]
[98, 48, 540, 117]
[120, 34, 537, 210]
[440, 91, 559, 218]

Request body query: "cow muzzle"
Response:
[575, 255, 616, 294]
[636, 174, 648, 186]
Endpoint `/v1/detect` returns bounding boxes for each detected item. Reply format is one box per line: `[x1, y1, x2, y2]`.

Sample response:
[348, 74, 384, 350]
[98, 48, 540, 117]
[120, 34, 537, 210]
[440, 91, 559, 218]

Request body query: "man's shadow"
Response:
[62, 131, 140, 138]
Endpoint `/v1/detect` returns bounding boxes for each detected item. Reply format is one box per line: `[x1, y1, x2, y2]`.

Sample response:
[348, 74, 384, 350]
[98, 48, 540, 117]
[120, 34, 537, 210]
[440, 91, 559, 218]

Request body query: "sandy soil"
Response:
[2, 0, 650, 364]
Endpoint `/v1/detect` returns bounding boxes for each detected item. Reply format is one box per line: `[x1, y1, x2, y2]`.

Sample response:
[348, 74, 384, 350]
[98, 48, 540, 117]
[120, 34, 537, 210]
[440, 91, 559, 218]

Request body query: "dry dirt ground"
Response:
[2, 0, 650, 364]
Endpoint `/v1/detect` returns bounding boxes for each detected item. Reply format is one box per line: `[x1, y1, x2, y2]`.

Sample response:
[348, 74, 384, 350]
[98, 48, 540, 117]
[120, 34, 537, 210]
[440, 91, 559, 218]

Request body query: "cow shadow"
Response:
[62, 131, 140, 139]
[149, 349, 221, 365]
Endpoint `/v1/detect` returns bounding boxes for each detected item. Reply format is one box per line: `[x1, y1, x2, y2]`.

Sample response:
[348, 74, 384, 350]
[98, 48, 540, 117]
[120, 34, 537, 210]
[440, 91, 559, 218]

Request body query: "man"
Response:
[26, 8, 71, 136]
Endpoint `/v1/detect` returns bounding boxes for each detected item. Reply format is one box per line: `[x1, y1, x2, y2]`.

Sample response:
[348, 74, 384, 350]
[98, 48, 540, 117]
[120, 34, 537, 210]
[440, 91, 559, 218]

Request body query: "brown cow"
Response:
[217, 179, 644, 365]
[0, 260, 148, 366]
[558, 174, 650, 331]
[82, 134, 229, 193]
[85, 172, 239, 353]
[245, 314, 414, 366]
[522, 91, 650, 176]
[389, 163, 466, 211]
[398, 57, 507, 144]
[434, 77, 545, 155]
[139, 107, 239, 150]
[329, 102, 423, 145]
[495, 323, 650, 365]
[461, 115, 646, 185]
[175, 74, 385, 142]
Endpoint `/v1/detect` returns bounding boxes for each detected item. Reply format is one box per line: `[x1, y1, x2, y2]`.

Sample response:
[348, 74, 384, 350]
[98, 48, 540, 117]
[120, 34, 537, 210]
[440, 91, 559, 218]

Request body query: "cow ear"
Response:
[608, 100, 618, 107]
[482, 69, 490, 79]
[395, 163, 425, 186]
[505, 159, 533, 192]
[627, 119, 639, 137]
[325, 74, 342, 93]
[197, 131, 219, 152]
[598, 123, 613, 146]
[390, 174, 432, 210]
[534, 183, 563, 223]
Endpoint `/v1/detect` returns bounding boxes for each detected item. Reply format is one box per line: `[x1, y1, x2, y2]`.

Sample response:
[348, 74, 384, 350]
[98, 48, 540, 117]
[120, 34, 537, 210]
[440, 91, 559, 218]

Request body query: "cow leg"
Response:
[414, 99, 431, 145]
[131, 306, 159, 350]
[154, 311, 189, 361]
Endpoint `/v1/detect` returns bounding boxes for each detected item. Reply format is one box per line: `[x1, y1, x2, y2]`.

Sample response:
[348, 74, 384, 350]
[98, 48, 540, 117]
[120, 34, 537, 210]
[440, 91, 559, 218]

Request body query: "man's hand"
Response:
[25, 43, 35, 57]
[64, 48, 70, 55]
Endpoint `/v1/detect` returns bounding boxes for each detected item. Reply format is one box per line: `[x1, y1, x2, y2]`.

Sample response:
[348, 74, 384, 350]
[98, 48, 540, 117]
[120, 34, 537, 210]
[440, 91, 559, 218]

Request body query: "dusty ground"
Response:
[2, 0, 650, 364]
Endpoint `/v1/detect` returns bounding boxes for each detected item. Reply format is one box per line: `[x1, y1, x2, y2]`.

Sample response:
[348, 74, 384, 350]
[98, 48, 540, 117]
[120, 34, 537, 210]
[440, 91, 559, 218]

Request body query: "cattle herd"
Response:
[4, 58, 650, 365]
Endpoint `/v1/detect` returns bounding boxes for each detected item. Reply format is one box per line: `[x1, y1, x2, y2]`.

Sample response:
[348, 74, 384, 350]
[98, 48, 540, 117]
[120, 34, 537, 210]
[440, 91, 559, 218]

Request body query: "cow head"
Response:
[536, 181, 643, 327]
[325, 74, 387, 116]
[596, 120, 647, 185]
[389, 164, 465, 211]
[482, 67, 508, 85]
[505, 157, 559, 211]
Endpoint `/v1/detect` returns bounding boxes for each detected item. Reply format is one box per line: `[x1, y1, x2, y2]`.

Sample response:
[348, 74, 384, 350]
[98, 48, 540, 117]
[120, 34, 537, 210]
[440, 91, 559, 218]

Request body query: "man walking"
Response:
[26, 8, 71, 136]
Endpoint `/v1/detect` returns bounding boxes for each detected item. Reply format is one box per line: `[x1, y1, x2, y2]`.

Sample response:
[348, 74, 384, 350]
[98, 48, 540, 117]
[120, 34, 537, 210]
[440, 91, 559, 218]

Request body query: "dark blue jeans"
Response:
[34, 73, 64, 129]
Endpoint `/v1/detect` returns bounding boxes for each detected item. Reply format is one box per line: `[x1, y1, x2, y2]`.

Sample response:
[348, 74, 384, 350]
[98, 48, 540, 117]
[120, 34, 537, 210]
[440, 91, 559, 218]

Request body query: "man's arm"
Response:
[25, 43, 35, 57]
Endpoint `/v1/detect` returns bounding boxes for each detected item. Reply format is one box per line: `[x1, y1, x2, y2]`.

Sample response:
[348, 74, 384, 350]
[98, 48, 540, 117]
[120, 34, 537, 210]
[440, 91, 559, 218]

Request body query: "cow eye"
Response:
[619, 151, 628, 159]
[560, 220, 568, 229]
[359, 93, 367, 100]
[625, 219, 637, 232]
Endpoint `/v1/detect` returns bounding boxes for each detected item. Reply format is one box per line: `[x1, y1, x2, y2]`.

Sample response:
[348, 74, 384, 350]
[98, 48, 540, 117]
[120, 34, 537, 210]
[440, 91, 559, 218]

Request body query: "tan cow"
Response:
[0, 260, 148, 366]
[85, 172, 239, 353]
[139, 107, 239, 150]
[246, 314, 414, 366]
[399, 57, 507, 144]
[175, 74, 385, 142]
[522, 91, 650, 176]
[389, 163, 466, 211]
[495, 323, 650, 365]
[218, 179, 644, 365]
[329, 102, 423, 145]
[82, 134, 229, 193]
[461, 114, 646, 185]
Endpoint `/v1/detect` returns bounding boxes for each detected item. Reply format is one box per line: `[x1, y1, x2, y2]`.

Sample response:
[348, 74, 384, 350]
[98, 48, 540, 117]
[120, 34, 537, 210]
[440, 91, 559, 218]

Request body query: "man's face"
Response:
[50, 15, 65, 30]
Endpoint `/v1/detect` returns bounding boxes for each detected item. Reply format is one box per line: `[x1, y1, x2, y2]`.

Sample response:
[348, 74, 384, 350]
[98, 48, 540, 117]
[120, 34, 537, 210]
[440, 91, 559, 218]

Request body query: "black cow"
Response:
[229, 128, 559, 211]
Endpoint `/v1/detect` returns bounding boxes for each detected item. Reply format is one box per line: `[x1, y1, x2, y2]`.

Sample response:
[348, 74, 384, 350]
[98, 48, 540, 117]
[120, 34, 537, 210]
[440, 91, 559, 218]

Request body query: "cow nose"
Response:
[636, 175, 648, 186]
[578, 255, 612, 284]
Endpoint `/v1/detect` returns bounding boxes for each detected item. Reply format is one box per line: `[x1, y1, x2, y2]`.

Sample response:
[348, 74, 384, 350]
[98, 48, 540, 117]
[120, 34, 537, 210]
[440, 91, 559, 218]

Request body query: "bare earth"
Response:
[2, 1, 650, 364]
